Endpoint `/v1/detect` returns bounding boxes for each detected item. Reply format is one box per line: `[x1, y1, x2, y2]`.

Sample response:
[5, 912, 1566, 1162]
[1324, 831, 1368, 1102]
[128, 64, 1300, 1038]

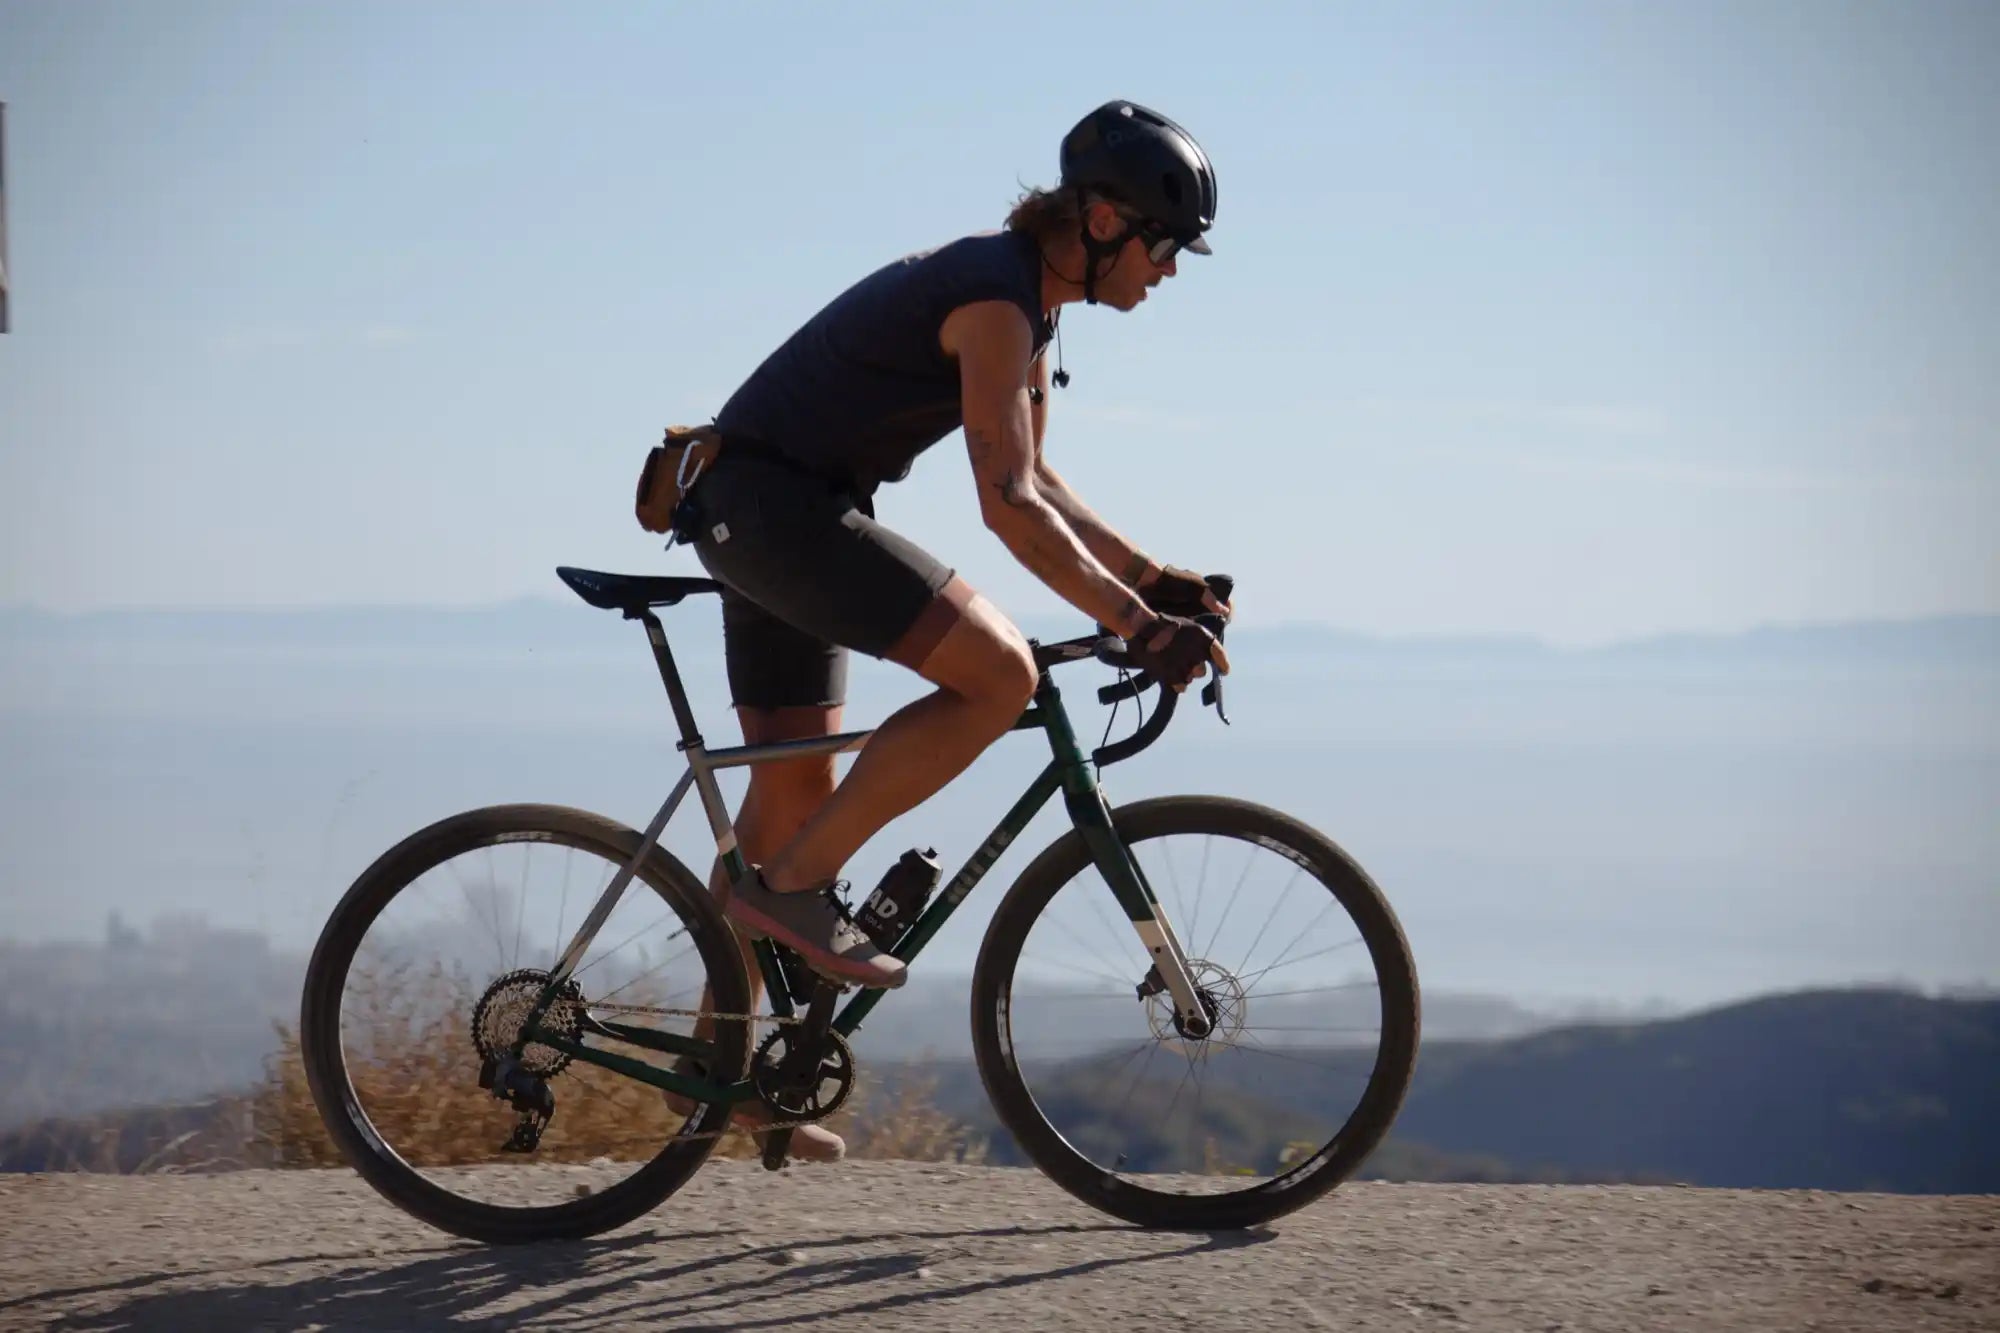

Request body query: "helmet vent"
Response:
[1161, 174, 1183, 206]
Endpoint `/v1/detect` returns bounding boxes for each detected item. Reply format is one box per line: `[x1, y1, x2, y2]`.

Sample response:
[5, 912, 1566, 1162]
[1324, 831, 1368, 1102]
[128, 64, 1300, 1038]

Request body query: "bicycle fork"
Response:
[1066, 785, 1213, 1037]
[1033, 672, 1208, 1036]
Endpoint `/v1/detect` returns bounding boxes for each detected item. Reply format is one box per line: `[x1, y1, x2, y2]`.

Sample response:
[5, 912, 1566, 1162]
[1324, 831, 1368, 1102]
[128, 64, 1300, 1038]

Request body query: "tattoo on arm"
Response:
[969, 427, 1037, 509]
[1115, 596, 1148, 637]
[996, 468, 1034, 508]
[967, 429, 998, 469]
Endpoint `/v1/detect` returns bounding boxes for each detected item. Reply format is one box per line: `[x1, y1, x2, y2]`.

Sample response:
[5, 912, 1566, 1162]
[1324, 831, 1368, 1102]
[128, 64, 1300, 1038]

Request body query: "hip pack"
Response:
[634, 424, 723, 534]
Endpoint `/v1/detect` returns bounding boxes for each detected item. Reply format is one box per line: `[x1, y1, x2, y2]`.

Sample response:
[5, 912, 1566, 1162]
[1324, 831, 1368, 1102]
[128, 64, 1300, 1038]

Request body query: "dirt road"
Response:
[5, 1162, 1994, 1331]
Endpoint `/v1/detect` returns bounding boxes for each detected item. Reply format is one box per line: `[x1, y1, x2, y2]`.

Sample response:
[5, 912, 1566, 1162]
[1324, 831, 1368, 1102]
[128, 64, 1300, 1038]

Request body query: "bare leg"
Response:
[694, 704, 841, 1037]
[679, 704, 847, 1161]
[762, 591, 1036, 895]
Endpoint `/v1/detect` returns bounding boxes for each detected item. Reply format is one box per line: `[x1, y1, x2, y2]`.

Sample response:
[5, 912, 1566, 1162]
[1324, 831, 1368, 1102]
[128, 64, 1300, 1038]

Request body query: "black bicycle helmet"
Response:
[1060, 100, 1217, 259]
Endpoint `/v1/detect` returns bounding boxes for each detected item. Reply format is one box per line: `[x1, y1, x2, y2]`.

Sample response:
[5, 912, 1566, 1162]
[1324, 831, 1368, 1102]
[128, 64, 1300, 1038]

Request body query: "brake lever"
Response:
[1200, 572, 1233, 725]
[1201, 675, 1229, 724]
[1098, 572, 1237, 715]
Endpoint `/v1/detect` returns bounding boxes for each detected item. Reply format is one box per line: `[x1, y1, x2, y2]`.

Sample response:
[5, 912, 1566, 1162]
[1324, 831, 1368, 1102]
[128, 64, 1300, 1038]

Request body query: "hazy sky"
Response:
[2, 1, 1995, 643]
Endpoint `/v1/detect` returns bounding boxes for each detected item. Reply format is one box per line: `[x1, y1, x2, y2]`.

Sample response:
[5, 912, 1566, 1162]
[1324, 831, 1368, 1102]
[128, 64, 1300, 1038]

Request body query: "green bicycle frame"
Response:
[515, 605, 1210, 1111]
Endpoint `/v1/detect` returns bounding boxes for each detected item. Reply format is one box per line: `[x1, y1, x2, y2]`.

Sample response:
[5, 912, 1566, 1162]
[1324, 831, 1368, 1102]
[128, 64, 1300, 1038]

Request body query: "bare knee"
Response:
[982, 632, 1039, 715]
[916, 593, 1037, 717]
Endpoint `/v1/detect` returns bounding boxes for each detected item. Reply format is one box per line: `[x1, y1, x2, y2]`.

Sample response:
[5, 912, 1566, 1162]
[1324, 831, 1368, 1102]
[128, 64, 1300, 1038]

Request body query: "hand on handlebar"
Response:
[1139, 564, 1234, 622]
[1125, 612, 1230, 693]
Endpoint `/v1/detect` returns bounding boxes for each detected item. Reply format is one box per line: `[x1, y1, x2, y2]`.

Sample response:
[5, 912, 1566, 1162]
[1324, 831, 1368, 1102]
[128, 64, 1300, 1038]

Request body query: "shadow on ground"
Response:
[12, 1221, 1275, 1330]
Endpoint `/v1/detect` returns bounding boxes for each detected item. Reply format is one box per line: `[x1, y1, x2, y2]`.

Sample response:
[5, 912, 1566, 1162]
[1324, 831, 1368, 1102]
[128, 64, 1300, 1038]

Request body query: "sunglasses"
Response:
[1126, 215, 1209, 265]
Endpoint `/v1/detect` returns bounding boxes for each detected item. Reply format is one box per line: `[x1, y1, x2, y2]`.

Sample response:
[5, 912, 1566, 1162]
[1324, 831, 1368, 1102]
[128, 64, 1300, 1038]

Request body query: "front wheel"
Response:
[970, 796, 1420, 1229]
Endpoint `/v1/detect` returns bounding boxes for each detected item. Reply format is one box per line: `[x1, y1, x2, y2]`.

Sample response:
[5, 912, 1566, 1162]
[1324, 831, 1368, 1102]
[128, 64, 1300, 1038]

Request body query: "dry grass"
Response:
[37, 957, 991, 1175]
[3, 955, 990, 1174]
[251, 957, 696, 1168]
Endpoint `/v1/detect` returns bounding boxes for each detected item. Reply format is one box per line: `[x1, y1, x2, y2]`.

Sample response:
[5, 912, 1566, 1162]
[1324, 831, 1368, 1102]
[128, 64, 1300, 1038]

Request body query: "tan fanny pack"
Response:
[635, 424, 723, 534]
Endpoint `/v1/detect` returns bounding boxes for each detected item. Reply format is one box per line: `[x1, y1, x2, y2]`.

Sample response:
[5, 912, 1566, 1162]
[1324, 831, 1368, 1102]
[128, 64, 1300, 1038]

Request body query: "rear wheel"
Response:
[299, 804, 753, 1244]
[970, 796, 1420, 1229]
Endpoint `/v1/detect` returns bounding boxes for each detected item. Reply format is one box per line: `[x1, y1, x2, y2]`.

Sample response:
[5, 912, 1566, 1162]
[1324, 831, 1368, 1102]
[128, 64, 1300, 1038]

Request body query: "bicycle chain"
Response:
[569, 1000, 838, 1142]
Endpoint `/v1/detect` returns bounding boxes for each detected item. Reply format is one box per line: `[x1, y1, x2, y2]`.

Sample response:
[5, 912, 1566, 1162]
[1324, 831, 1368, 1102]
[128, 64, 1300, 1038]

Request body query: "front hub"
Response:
[1143, 959, 1249, 1046]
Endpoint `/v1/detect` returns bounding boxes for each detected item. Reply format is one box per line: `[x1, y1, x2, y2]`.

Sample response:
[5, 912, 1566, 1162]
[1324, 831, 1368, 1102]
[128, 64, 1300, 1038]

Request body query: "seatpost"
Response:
[633, 609, 705, 749]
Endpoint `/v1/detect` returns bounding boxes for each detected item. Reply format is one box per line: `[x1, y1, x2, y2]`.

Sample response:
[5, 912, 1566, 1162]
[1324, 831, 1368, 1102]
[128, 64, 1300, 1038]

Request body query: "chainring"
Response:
[751, 1027, 856, 1122]
[471, 968, 585, 1078]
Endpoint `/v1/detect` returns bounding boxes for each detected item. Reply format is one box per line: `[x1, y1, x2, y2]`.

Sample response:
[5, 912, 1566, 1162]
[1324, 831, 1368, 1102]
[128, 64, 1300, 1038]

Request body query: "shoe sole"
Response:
[725, 896, 908, 990]
[659, 1090, 846, 1163]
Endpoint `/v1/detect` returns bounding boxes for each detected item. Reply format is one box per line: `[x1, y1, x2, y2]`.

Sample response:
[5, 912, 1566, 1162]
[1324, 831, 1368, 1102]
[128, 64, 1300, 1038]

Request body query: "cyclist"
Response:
[664, 101, 1232, 1159]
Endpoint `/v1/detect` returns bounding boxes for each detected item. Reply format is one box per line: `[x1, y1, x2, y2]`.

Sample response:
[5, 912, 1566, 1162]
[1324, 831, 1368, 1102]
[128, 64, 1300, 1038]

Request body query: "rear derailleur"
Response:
[479, 1055, 555, 1153]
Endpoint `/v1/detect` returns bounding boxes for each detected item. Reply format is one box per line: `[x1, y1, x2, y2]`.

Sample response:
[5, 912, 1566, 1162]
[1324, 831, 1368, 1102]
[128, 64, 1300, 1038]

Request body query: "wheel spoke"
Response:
[992, 807, 1416, 1219]
[1199, 840, 1258, 965]
[305, 815, 749, 1234]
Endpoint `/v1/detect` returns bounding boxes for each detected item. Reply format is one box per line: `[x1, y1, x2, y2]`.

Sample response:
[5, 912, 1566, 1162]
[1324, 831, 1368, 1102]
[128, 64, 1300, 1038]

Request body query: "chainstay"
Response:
[585, 1003, 808, 1024]
[570, 1002, 833, 1141]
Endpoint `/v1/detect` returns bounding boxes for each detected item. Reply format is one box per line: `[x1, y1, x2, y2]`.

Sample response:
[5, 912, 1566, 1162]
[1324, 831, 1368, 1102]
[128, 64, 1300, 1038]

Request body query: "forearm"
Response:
[985, 493, 1151, 638]
[1035, 464, 1157, 586]
[950, 303, 1153, 633]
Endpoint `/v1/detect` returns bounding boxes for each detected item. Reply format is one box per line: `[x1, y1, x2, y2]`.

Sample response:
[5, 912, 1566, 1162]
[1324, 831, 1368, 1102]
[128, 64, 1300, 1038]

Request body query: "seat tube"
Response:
[638, 610, 705, 749]
[637, 609, 751, 882]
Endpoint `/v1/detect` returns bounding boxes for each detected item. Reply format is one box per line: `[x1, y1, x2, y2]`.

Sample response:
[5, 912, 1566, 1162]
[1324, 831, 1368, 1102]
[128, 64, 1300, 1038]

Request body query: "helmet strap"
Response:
[1072, 185, 1132, 307]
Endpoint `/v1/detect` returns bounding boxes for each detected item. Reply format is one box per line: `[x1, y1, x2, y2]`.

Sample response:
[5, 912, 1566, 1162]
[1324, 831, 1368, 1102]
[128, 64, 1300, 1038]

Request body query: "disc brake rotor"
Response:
[1144, 959, 1249, 1046]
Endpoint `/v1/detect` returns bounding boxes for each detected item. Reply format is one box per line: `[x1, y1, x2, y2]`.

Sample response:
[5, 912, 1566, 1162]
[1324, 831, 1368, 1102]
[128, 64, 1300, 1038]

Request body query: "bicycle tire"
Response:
[299, 803, 753, 1244]
[969, 795, 1421, 1229]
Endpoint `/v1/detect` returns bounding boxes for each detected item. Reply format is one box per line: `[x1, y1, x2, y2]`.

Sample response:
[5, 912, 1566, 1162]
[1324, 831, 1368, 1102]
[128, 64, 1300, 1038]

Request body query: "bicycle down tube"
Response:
[523, 615, 1212, 1096]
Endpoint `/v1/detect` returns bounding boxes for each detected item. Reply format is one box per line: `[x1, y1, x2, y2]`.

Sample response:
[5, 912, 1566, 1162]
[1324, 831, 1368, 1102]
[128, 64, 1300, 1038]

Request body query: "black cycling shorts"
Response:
[688, 451, 968, 709]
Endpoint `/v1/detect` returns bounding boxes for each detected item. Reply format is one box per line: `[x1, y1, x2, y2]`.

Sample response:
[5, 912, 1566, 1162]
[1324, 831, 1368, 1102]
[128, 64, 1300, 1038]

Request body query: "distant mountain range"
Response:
[5, 602, 1996, 670]
[1384, 987, 2000, 1191]
[0, 915, 1632, 1132]
[4, 982, 1992, 1193]
[893, 986, 2000, 1193]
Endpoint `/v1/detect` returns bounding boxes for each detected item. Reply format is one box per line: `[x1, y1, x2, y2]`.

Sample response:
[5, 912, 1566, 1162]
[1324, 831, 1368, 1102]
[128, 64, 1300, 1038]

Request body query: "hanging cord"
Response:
[1027, 308, 1069, 405]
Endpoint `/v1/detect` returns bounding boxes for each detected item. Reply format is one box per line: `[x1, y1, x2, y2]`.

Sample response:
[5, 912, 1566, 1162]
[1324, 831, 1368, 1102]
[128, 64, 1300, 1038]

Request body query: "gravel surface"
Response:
[3, 1162, 1995, 1331]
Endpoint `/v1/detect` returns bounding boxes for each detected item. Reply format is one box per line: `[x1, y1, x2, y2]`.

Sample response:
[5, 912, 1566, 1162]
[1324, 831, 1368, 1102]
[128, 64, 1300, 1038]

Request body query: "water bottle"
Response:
[853, 847, 941, 948]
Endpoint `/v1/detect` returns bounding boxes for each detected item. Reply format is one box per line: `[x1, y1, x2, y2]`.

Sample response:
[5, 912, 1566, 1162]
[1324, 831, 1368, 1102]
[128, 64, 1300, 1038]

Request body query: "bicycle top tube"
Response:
[551, 562, 1230, 767]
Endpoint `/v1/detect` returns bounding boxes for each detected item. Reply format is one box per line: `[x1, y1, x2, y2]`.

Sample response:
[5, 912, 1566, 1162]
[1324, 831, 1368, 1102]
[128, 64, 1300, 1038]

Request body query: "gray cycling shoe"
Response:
[724, 868, 908, 990]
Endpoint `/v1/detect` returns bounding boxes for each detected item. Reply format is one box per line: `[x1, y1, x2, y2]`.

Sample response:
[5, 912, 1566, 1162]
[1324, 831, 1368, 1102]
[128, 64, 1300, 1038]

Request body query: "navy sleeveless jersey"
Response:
[713, 230, 1051, 491]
